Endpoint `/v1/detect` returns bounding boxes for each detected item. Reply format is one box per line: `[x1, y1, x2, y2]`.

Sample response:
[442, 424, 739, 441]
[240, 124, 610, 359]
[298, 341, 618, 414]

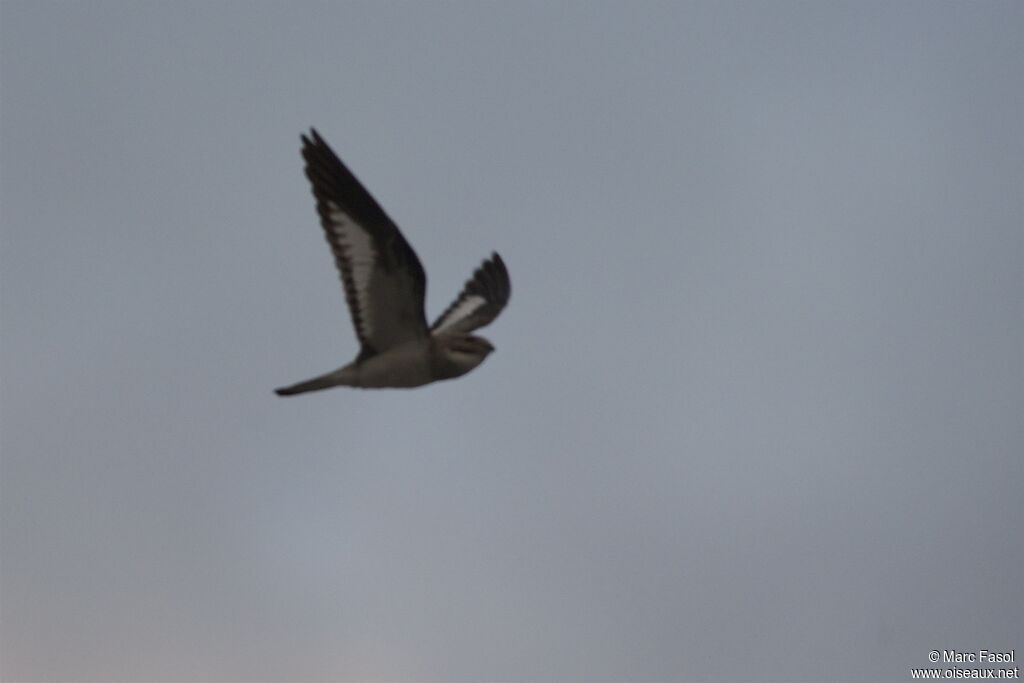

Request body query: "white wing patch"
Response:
[432, 294, 487, 334]
[326, 201, 377, 338]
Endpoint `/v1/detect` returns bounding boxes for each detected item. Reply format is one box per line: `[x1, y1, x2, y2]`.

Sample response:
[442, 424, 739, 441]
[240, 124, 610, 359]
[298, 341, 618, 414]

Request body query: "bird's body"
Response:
[276, 335, 493, 393]
[275, 129, 510, 395]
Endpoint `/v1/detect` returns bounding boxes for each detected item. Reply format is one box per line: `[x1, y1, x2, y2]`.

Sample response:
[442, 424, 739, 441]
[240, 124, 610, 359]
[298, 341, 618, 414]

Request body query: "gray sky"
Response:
[1, 2, 1020, 681]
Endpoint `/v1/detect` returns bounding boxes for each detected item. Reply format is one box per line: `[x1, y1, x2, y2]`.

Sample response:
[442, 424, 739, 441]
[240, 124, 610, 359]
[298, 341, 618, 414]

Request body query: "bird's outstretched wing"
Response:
[301, 128, 428, 356]
[430, 253, 511, 335]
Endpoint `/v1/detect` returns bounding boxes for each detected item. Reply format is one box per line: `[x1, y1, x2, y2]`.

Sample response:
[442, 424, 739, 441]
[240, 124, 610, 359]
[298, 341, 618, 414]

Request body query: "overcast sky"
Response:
[1, 2, 1021, 681]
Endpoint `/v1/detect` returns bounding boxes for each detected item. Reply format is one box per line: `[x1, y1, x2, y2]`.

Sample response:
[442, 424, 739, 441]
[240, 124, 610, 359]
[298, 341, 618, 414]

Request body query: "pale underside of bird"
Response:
[275, 129, 511, 394]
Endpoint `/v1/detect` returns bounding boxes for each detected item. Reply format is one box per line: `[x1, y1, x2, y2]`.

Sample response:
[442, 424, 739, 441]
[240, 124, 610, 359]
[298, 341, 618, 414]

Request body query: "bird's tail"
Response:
[274, 368, 352, 396]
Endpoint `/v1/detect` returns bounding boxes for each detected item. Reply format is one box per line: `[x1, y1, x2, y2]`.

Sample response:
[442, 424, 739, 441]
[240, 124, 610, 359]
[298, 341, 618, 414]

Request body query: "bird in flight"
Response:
[275, 129, 511, 395]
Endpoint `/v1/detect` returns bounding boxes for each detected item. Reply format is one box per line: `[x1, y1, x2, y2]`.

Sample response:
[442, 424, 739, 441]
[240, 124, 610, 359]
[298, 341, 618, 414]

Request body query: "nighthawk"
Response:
[275, 129, 510, 394]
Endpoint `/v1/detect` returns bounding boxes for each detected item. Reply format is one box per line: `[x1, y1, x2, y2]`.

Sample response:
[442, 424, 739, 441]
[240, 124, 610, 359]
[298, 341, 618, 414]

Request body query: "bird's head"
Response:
[438, 334, 494, 377]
